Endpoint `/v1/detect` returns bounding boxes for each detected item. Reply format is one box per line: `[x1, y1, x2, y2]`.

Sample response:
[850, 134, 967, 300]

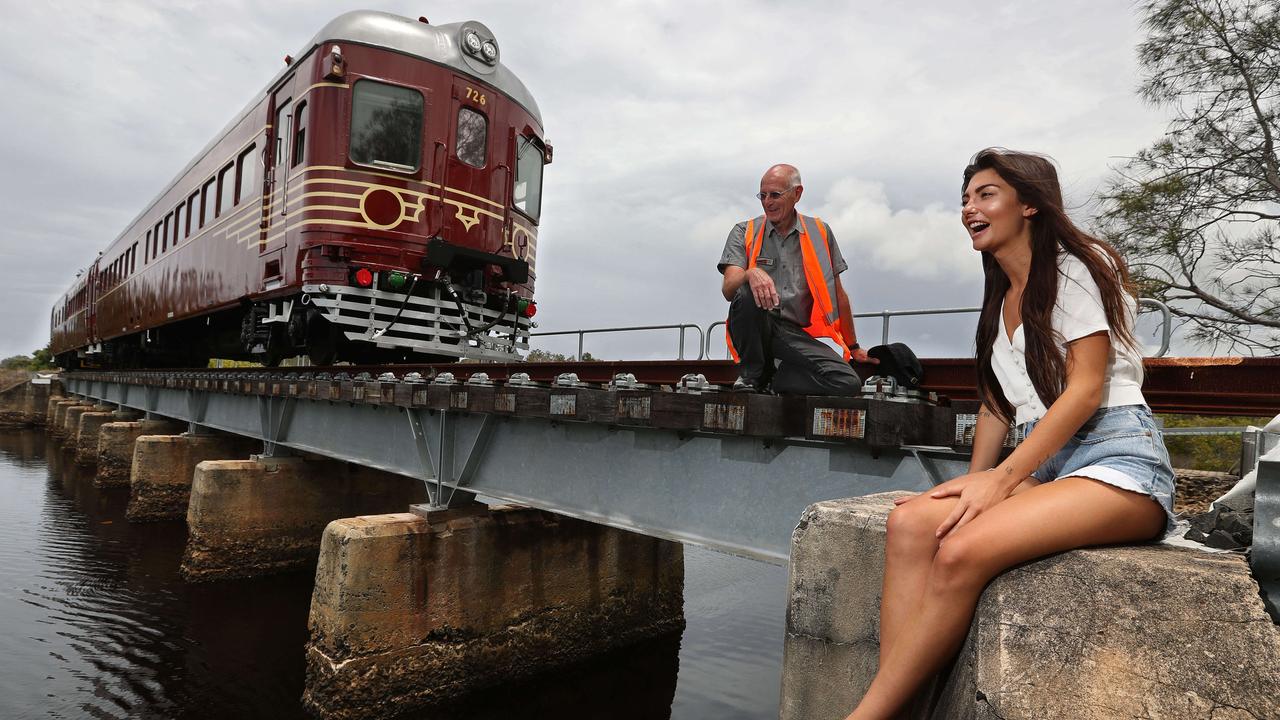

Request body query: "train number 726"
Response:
[464, 87, 487, 106]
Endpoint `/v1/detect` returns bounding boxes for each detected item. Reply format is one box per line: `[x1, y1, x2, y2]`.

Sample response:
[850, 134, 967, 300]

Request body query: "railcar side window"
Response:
[201, 178, 215, 228]
[173, 204, 183, 247]
[237, 145, 257, 206]
[292, 102, 308, 168]
[186, 191, 199, 238]
[217, 163, 234, 217]
[153, 222, 162, 256]
[514, 136, 545, 221]
[456, 108, 487, 168]
[350, 80, 423, 171]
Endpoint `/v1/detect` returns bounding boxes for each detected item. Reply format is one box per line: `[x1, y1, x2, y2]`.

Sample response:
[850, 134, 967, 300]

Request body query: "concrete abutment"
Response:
[302, 507, 686, 720]
[180, 456, 428, 583]
[780, 492, 1280, 720]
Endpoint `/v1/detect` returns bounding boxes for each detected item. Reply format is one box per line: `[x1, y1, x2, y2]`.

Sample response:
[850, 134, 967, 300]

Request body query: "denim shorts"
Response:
[1022, 404, 1177, 536]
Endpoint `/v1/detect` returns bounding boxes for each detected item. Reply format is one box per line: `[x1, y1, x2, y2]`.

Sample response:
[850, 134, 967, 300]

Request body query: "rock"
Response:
[1185, 493, 1254, 549]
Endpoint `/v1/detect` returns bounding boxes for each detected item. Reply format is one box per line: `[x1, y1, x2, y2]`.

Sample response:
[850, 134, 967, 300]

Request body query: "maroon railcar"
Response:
[50, 11, 549, 368]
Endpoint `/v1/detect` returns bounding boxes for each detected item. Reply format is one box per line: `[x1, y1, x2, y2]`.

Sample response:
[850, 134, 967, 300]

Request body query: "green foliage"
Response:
[1159, 413, 1273, 472]
[525, 349, 597, 362]
[0, 345, 54, 370]
[1099, 0, 1280, 353]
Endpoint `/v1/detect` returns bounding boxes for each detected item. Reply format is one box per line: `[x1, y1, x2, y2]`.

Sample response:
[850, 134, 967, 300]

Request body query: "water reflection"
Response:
[0, 429, 786, 719]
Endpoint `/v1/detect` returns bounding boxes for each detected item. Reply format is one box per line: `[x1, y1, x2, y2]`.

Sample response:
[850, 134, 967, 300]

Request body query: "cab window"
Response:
[349, 80, 423, 171]
[513, 136, 545, 221]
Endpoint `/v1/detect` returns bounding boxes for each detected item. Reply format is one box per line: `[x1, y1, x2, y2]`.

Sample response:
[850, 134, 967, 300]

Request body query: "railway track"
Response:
[66, 355, 1280, 417]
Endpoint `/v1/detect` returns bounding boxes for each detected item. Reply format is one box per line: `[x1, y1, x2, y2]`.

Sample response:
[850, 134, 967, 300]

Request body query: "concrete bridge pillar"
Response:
[780, 493, 1280, 720]
[75, 410, 120, 465]
[302, 507, 686, 719]
[125, 432, 259, 518]
[180, 456, 427, 583]
[95, 420, 186, 489]
[44, 395, 67, 428]
[50, 400, 86, 438]
[60, 404, 97, 441]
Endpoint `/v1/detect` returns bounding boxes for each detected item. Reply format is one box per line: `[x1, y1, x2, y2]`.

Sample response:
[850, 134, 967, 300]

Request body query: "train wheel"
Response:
[303, 309, 339, 366]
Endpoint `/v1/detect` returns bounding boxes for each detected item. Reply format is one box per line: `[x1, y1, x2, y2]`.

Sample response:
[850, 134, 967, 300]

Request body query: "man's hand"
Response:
[745, 267, 780, 310]
[851, 346, 878, 364]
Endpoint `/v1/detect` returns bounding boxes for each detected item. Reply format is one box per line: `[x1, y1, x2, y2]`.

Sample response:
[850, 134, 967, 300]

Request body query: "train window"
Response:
[162, 214, 171, 252]
[455, 108, 487, 168]
[350, 80, 423, 171]
[236, 145, 257, 206]
[201, 178, 215, 227]
[217, 163, 234, 217]
[173, 203, 183, 246]
[153, 221, 162, 256]
[130, 243, 137, 274]
[274, 101, 291, 167]
[292, 101, 308, 168]
[186, 191, 199, 238]
[144, 230, 151, 263]
[514, 136, 545, 221]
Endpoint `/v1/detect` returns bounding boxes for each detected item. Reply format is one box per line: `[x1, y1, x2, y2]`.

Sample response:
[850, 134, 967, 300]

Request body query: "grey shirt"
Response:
[718, 215, 848, 327]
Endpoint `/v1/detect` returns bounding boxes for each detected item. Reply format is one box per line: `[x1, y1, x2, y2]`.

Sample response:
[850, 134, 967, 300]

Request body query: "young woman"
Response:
[845, 148, 1176, 719]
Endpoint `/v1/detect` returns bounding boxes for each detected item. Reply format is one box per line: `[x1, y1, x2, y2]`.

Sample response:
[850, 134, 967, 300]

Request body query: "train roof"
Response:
[314, 11, 542, 125]
[81, 11, 543, 290]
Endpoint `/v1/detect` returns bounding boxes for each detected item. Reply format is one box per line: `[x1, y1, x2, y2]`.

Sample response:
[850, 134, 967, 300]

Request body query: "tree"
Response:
[1100, 0, 1280, 353]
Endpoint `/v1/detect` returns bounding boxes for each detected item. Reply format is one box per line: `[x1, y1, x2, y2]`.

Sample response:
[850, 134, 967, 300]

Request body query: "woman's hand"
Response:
[928, 470, 1017, 539]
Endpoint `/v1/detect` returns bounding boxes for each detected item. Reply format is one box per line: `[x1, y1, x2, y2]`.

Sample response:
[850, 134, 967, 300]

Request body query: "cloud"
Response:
[814, 178, 979, 282]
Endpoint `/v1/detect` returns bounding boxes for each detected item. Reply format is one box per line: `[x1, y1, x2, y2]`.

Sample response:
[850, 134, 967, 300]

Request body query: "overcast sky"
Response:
[0, 0, 1187, 362]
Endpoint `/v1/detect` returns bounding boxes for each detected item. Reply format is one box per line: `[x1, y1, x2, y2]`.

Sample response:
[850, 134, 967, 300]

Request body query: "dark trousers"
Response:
[727, 284, 862, 395]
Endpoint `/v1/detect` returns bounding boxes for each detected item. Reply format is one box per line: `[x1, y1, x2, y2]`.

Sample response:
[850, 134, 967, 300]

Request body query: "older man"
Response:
[718, 164, 873, 394]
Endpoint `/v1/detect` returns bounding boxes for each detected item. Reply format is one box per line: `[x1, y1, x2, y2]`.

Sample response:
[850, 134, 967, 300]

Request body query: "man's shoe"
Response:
[732, 376, 765, 392]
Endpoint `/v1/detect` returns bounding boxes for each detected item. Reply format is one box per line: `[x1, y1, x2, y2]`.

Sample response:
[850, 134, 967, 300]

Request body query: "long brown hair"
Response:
[963, 148, 1137, 422]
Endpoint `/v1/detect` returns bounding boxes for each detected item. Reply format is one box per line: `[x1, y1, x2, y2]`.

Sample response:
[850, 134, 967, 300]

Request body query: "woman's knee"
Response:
[885, 501, 941, 554]
[929, 536, 998, 593]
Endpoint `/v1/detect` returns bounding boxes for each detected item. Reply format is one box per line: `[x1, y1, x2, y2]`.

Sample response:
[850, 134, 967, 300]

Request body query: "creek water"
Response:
[0, 428, 789, 719]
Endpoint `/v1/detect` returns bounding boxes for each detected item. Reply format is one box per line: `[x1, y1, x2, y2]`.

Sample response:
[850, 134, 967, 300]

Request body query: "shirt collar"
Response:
[765, 214, 804, 240]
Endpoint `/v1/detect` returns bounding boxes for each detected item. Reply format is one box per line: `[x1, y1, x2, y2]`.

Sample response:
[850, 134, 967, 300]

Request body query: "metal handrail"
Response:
[703, 297, 1173, 359]
[529, 323, 706, 361]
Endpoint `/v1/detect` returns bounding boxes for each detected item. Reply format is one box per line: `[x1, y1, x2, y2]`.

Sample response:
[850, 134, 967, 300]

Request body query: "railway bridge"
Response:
[27, 356, 1280, 718]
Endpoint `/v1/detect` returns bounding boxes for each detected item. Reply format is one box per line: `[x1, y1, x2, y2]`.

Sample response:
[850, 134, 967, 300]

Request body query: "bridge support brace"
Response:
[780, 493, 1280, 720]
[302, 506, 686, 720]
[125, 432, 260, 518]
[180, 456, 426, 583]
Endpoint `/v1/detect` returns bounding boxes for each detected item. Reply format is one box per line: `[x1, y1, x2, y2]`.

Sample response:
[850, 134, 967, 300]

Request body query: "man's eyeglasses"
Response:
[755, 188, 796, 201]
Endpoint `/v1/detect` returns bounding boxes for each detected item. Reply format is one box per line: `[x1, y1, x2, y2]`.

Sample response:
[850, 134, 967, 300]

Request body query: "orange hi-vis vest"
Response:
[726, 214, 851, 362]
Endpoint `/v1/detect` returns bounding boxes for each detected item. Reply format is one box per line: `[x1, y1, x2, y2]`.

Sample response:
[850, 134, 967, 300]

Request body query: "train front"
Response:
[292, 14, 548, 364]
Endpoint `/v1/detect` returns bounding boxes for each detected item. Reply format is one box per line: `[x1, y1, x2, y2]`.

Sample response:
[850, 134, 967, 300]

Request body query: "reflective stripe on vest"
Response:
[725, 214, 850, 362]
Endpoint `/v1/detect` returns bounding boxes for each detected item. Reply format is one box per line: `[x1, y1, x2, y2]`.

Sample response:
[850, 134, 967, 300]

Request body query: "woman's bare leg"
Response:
[850, 478, 1165, 720]
[877, 479, 1039, 664]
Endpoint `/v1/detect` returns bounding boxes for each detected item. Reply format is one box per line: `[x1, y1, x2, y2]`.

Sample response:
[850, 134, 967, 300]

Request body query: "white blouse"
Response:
[991, 252, 1146, 425]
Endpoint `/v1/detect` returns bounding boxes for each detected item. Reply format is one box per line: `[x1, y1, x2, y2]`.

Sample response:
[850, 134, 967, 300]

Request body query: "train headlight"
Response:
[463, 30, 483, 53]
[481, 40, 498, 62]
